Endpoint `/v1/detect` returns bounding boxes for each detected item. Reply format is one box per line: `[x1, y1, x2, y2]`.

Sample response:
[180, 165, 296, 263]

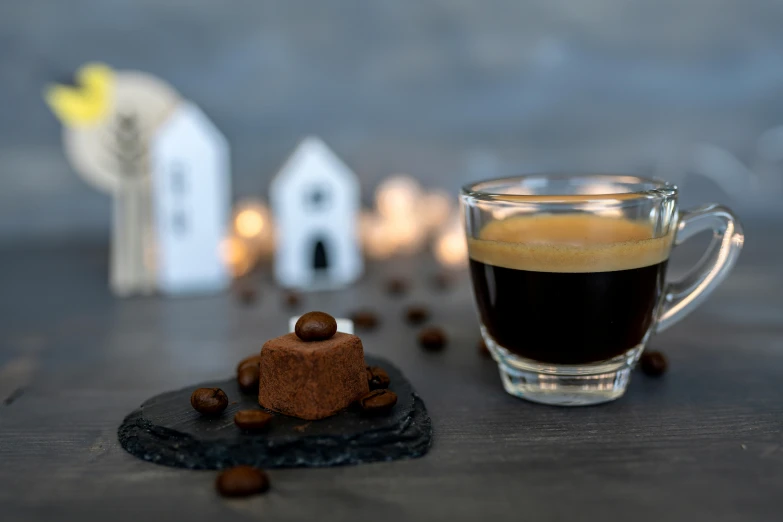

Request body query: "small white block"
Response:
[288, 316, 354, 335]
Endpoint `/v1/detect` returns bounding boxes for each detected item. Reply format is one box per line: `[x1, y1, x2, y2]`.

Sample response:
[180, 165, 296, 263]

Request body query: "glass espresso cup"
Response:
[461, 174, 743, 406]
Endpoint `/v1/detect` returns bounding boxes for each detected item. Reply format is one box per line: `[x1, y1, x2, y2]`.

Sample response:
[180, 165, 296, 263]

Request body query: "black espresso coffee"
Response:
[468, 214, 672, 365]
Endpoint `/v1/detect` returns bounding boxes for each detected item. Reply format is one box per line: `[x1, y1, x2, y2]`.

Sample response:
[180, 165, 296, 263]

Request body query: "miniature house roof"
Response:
[270, 137, 358, 198]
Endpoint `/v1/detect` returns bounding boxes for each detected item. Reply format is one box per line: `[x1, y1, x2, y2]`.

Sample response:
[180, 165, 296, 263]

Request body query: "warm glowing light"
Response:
[232, 200, 275, 260]
[235, 209, 265, 238]
[362, 215, 396, 260]
[388, 216, 426, 254]
[362, 179, 459, 260]
[233, 201, 271, 238]
[220, 237, 252, 277]
[376, 175, 422, 221]
[419, 191, 453, 232]
[434, 213, 468, 268]
[434, 231, 468, 267]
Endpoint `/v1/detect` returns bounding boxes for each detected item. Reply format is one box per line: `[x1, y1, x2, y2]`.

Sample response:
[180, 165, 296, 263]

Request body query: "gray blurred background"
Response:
[1, 0, 782, 242]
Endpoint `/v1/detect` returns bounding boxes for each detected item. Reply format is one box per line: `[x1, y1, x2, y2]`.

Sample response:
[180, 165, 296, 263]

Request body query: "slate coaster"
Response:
[118, 356, 432, 469]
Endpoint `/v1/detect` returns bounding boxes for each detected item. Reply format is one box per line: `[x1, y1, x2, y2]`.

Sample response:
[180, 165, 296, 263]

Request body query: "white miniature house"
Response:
[270, 137, 363, 290]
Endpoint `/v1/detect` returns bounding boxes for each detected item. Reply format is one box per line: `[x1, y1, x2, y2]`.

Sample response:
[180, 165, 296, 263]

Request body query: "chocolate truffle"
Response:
[258, 332, 369, 420]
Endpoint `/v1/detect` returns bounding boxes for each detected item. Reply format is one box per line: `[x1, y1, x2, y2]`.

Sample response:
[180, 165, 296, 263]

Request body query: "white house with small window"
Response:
[270, 137, 363, 290]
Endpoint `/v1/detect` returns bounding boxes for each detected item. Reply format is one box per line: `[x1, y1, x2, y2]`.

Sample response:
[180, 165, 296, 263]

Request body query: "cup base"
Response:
[482, 327, 643, 407]
[497, 363, 632, 406]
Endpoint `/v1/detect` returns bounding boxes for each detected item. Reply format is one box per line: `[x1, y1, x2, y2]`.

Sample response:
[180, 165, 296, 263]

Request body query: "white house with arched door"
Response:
[270, 137, 363, 290]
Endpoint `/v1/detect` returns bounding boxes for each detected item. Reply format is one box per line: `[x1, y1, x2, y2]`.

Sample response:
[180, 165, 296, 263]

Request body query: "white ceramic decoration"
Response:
[45, 63, 231, 296]
[270, 137, 363, 290]
[151, 102, 231, 295]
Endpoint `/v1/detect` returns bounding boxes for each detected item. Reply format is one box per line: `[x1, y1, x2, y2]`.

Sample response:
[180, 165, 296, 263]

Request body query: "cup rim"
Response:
[461, 173, 677, 202]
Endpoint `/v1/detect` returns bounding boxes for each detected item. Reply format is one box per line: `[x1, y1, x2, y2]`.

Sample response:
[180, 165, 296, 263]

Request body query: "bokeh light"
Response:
[433, 214, 468, 268]
[418, 190, 453, 232]
[232, 200, 275, 261]
[235, 209, 265, 238]
[376, 175, 422, 221]
[219, 236, 252, 277]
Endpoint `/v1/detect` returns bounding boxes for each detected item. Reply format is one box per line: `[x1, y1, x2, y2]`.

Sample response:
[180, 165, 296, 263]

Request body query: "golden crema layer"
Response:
[468, 214, 673, 273]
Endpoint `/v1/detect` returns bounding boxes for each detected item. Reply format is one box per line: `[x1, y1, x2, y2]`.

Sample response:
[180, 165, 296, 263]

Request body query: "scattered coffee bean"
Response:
[359, 389, 398, 415]
[191, 388, 228, 416]
[385, 277, 409, 296]
[431, 271, 453, 290]
[351, 310, 379, 330]
[284, 291, 301, 308]
[236, 286, 258, 306]
[418, 327, 447, 351]
[405, 305, 430, 325]
[234, 410, 273, 431]
[366, 366, 391, 390]
[640, 351, 668, 377]
[215, 466, 270, 497]
[295, 311, 338, 342]
[236, 354, 261, 373]
[237, 365, 260, 393]
[478, 339, 491, 358]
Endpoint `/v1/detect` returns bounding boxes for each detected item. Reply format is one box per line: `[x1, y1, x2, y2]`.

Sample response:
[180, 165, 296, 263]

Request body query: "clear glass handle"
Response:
[656, 204, 744, 332]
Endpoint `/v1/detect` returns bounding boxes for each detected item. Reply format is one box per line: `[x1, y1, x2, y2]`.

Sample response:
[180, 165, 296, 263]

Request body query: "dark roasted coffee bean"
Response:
[237, 354, 261, 393]
[236, 286, 258, 306]
[284, 291, 301, 308]
[351, 310, 379, 330]
[216, 466, 270, 497]
[640, 350, 668, 377]
[295, 311, 337, 342]
[478, 339, 491, 358]
[405, 305, 430, 325]
[191, 388, 228, 415]
[385, 277, 409, 296]
[237, 365, 260, 393]
[359, 389, 397, 415]
[366, 366, 391, 390]
[418, 327, 447, 351]
[236, 354, 261, 373]
[234, 410, 273, 431]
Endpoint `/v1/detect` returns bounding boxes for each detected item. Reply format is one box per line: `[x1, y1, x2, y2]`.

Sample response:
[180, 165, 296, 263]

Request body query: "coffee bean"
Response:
[237, 365, 260, 393]
[295, 311, 337, 342]
[359, 389, 397, 415]
[236, 286, 258, 306]
[191, 388, 228, 415]
[236, 354, 261, 373]
[640, 351, 668, 377]
[366, 366, 391, 390]
[418, 327, 447, 351]
[215, 466, 270, 497]
[237, 354, 261, 393]
[385, 277, 409, 296]
[284, 291, 301, 308]
[405, 305, 430, 325]
[234, 410, 273, 431]
[478, 339, 491, 358]
[351, 310, 379, 330]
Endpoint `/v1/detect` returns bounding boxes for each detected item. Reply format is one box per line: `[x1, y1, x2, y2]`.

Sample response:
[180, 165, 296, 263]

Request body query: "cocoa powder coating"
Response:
[258, 332, 369, 420]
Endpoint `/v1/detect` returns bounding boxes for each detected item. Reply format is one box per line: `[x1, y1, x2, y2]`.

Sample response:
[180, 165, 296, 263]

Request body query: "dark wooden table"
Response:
[1, 225, 782, 522]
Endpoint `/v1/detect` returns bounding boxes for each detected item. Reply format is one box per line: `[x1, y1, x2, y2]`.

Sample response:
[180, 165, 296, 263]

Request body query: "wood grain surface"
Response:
[1, 227, 782, 522]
